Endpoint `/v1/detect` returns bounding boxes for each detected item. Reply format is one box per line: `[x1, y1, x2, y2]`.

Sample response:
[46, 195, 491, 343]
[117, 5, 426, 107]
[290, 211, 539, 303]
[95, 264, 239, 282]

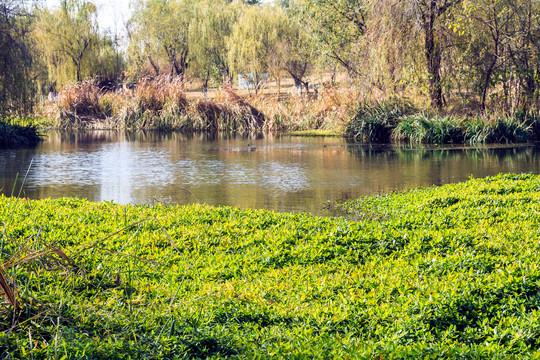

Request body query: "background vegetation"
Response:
[1, 0, 540, 138]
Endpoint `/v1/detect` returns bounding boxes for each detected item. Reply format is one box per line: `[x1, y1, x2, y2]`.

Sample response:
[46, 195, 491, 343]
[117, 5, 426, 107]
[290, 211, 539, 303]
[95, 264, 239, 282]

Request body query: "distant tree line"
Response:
[1, 0, 539, 116]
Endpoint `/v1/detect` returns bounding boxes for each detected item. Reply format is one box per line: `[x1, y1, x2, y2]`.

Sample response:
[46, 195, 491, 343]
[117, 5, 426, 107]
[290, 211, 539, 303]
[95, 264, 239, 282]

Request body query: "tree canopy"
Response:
[2, 0, 540, 114]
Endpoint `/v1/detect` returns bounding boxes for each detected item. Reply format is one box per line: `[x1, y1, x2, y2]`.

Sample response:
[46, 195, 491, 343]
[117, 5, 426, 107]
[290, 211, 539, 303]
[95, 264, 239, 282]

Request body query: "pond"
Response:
[2, 131, 540, 216]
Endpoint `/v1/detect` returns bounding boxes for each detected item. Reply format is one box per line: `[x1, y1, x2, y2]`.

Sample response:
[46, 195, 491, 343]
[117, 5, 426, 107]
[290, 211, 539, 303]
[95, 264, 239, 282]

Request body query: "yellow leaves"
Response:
[85, 2, 97, 14]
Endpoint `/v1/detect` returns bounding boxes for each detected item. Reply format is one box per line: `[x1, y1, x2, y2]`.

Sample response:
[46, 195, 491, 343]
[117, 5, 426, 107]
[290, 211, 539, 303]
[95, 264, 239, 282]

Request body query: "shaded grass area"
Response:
[0, 119, 42, 147]
[2, 174, 540, 357]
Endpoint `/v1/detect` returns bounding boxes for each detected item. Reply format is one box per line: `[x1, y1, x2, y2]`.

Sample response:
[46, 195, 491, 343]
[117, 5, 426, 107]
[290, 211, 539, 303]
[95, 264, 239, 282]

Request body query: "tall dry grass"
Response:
[249, 86, 358, 132]
[48, 79, 364, 133]
[54, 81, 108, 130]
[114, 76, 189, 130]
[49, 78, 269, 132]
[45, 79, 540, 143]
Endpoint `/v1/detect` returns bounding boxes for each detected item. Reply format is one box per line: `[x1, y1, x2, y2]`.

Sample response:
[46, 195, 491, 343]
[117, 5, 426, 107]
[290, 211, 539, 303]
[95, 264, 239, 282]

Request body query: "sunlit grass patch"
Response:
[3, 174, 540, 357]
[288, 129, 342, 137]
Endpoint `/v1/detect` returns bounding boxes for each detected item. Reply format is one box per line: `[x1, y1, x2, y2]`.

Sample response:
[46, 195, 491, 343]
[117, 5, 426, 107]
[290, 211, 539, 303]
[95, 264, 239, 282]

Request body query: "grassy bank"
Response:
[43, 80, 540, 144]
[2, 173, 540, 358]
[0, 119, 42, 147]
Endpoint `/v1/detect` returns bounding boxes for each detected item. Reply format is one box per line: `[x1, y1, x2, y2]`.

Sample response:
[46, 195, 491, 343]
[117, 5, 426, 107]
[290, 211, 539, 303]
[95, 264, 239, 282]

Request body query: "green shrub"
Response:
[393, 113, 464, 143]
[344, 99, 415, 142]
[464, 115, 529, 144]
[0, 120, 42, 147]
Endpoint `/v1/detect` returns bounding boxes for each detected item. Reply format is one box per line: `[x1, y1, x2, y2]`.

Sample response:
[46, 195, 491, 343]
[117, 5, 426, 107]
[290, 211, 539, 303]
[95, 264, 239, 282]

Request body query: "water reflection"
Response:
[1, 131, 539, 215]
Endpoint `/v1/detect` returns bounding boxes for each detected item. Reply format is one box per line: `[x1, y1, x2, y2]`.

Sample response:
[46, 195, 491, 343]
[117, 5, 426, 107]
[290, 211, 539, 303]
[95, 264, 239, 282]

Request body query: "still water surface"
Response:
[2, 131, 540, 216]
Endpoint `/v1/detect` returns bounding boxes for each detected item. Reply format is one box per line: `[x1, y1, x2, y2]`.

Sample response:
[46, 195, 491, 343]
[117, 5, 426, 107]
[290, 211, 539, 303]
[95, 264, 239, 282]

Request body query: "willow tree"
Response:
[189, 0, 239, 93]
[34, 0, 100, 84]
[453, 0, 540, 110]
[281, 6, 313, 93]
[361, 0, 462, 109]
[289, 0, 366, 77]
[509, 0, 540, 109]
[227, 4, 287, 93]
[416, 0, 463, 109]
[0, 0, 36, 115]
[129, 0, 193, 80]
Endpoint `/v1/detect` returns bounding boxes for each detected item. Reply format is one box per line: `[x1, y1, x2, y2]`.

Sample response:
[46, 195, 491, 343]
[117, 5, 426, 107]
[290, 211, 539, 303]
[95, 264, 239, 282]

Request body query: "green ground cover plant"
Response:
[2, 174, 540, 358]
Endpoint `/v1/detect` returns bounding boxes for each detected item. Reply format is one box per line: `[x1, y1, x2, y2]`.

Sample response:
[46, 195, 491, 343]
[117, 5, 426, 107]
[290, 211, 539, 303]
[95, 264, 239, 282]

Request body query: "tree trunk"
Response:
[254, 71, 259, 95]
[222, 69, 228, 86]
[76, 63, 81, 82]
[481, 25, 500, 111]
[481, 57, 497, 111]
[424, 19, 443, 110]
[277, 76, 281, 101]
[203, 69, 209, 98]
[148, 56, 160, 76]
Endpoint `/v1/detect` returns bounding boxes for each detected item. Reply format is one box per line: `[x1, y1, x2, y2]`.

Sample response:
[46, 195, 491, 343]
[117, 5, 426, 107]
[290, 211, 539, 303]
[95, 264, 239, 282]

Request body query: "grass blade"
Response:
[18, 158, 34, 198]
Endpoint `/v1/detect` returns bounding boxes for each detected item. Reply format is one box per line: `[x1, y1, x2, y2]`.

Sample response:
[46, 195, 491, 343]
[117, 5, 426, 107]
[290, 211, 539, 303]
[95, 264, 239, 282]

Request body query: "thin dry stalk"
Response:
[0, 266, 19, 308]
[47, 247, 74, 267]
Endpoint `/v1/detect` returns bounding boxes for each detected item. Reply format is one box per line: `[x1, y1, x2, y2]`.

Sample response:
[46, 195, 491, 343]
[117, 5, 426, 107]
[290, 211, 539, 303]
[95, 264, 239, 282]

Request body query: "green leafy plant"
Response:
[2, 174, 540, 357]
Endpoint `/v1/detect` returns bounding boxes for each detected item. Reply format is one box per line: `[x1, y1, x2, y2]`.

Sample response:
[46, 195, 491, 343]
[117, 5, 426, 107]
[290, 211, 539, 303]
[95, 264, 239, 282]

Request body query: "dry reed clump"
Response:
[55, 81, 108, 129]
[49, 79, 363, 133]
[57, 81, 102, 116]
[313, 86, 357, 121]
[189, 98, 229, 132]
[116, 76, 189, 130]
[177, 86, 268, 133]
[51, 78, 270, 132]
[250, 94, 315, 131]
[212, 87, 266, 131]
[249, 86, 358, 132]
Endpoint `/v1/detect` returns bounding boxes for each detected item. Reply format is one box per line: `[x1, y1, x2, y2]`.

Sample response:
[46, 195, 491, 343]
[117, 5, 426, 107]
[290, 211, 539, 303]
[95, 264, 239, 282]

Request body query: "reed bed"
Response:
[55, 81, 109, 130]
[250, 86, 357, 132]
[46, 79, 540, 143]
[346, 104, 537, 144]
[392, 113, 464, 144]
[3, 174, 540, 357]
[50, 78, 266, 132]
[463, 114, 530, 144]
[392, 113, 531, 144]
